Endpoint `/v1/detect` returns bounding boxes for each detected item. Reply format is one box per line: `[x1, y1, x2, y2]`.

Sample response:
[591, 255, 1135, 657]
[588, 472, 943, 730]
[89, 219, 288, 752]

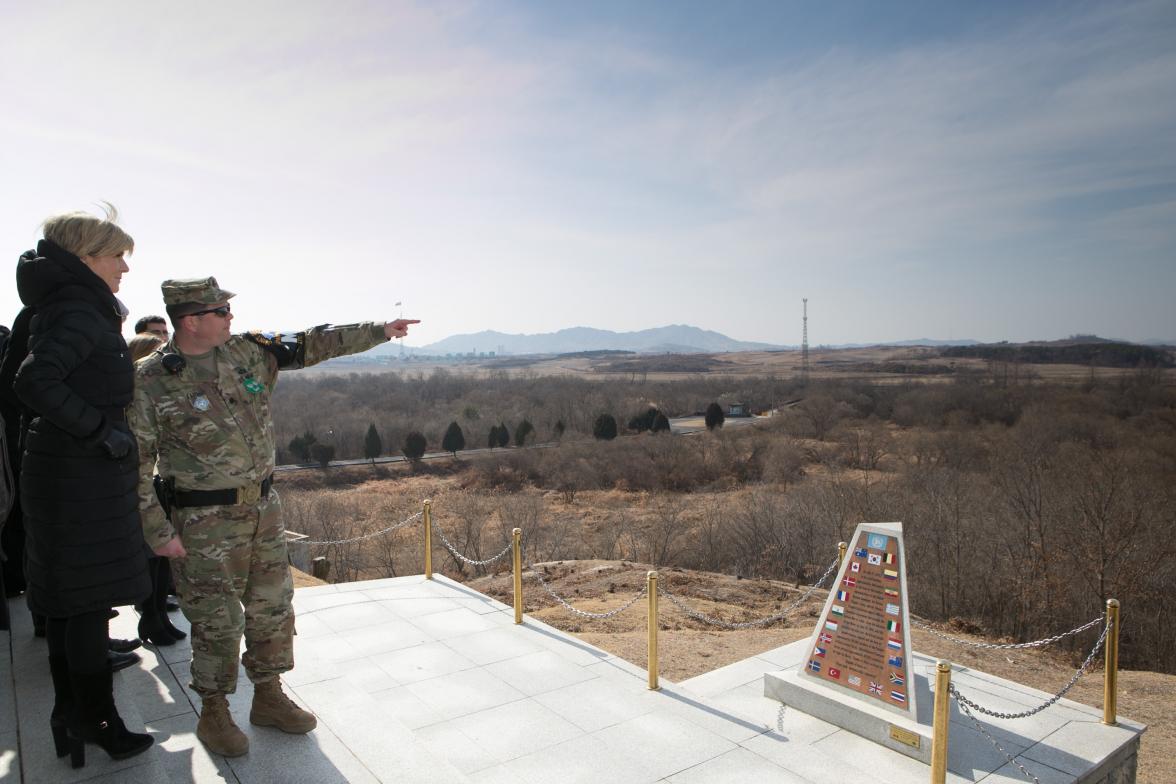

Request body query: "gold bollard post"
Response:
[423, 499, 433, 580]
[1103, 599, 1119, 725]
[647, 571, 660, 691]
[930, 660, 951, 784]
[838, 541, 848, 568]
[512, 528, 523, 625]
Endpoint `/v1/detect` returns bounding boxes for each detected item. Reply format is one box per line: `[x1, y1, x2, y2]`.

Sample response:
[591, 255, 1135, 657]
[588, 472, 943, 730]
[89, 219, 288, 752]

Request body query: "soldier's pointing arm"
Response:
[245, 322, 391, 371]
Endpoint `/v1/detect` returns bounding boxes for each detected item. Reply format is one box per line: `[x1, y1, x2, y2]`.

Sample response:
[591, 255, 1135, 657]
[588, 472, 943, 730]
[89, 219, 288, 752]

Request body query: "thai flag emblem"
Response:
[890, 691, 906, 704]
[809, 660, 821, 673]
[868, 681, 883, 695]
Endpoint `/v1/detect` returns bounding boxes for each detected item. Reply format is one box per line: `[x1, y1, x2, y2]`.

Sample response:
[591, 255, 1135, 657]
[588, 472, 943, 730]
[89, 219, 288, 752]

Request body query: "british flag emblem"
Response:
[868, 681, 883, 695]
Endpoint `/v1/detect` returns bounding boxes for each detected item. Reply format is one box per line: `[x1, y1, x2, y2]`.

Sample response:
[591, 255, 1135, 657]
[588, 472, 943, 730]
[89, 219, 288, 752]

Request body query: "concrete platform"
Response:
[1, 575, 1145, 783]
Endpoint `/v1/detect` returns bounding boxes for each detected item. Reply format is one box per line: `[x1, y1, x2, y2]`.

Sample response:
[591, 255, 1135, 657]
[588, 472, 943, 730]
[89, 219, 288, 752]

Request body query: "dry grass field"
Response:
[304, 343, 1175, 385]
[276, 465, 1172, 782]
[278, 344, 1174, 780]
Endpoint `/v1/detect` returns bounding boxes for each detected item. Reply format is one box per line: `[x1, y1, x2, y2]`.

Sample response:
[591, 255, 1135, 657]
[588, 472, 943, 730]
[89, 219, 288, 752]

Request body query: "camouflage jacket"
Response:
[128, 322, 387, 549]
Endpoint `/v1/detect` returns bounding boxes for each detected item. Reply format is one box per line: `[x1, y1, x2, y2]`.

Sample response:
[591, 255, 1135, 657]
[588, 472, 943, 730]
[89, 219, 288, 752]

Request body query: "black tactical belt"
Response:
[174, 475, 273, 508]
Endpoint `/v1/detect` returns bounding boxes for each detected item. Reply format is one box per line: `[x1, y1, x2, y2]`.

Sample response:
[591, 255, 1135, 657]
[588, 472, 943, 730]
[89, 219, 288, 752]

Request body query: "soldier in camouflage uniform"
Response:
[127, 277, 418, 757]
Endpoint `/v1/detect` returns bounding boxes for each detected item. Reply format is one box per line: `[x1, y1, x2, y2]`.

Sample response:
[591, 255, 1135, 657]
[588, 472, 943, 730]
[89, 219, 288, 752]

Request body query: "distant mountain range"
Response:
[368, 325, 983, 356]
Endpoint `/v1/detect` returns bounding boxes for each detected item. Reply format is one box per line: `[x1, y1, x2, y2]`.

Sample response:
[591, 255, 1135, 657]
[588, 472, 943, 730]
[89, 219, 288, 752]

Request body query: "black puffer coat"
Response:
[11, 239, 149, 617]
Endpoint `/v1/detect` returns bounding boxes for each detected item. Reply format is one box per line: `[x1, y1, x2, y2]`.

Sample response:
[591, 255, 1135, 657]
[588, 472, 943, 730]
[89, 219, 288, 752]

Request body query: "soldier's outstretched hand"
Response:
[385, 319, 421, 339]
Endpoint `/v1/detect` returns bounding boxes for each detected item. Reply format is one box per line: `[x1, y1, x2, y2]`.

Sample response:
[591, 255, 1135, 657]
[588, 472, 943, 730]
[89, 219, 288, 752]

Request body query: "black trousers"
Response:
[46, 611, 108, 673]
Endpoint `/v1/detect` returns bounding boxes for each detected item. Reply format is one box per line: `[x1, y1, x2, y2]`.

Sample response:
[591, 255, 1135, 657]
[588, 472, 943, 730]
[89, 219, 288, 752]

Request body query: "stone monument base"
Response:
[763, 643, 1145, 783]
[765, 650, 935, 763]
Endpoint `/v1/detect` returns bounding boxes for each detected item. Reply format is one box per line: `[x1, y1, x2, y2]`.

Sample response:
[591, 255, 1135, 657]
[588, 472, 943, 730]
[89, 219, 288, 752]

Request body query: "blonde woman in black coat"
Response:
[8, 205, 153, 767]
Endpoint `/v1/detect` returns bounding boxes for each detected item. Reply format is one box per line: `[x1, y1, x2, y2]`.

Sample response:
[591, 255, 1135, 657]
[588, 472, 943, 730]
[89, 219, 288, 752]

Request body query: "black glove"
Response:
[100, 428, 134, 460]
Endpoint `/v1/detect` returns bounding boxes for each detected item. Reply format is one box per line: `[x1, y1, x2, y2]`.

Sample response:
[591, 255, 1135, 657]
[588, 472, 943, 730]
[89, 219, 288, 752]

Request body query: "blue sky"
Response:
[1, 0, 1173, 346]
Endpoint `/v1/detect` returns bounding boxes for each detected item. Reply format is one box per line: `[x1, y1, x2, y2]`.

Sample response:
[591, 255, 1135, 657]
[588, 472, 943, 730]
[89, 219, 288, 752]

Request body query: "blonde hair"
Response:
[128, 332, 165, 363]
[41, 202, 134, 259]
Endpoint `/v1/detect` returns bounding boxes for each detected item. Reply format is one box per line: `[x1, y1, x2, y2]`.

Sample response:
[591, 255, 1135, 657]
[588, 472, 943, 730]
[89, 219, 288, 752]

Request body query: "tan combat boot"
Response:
[196, 695, 249, 757]
[249, 679, 317, 734]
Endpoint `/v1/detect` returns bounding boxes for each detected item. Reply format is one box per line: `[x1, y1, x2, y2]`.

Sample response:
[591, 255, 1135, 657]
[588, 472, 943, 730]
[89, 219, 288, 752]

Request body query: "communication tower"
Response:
[801, 298, 810, 381]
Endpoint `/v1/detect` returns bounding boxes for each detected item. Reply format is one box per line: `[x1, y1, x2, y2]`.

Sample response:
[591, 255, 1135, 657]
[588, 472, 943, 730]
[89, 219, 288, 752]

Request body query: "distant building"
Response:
[727, 402, 751, 417]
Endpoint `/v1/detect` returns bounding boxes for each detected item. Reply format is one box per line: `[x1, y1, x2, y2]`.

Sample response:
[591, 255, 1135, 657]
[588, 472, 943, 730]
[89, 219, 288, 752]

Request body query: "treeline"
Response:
[270, 370, 799, 464]
[942, 342, 1174, 368]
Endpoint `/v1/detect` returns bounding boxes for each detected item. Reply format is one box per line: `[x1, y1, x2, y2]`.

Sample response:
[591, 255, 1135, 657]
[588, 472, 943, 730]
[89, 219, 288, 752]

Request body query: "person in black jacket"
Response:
[8, 205, 153, 767]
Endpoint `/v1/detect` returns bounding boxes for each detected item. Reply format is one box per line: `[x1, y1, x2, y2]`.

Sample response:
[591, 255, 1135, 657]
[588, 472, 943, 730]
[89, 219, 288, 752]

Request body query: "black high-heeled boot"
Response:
[66, 665, 153, 768]
[48, 655, 72, 758]
[154, 560, 186, 641]
[136, 611, 178, 646]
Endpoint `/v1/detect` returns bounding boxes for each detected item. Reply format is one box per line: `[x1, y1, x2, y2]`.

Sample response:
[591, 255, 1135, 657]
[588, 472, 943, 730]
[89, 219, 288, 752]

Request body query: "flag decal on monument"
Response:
[801, 522, 914, 717]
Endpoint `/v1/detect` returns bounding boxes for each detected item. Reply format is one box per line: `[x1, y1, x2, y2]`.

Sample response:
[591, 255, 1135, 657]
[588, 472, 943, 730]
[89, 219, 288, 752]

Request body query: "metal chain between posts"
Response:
[660, 559, 839, 630]
[430, 518, 515, 567]
[532, 569, 649, 619]
[300, 511, 422, 546]
[949, 618, 1111, 721]
[952, 690, 1041, 784]
[912, 614, 1105, 650]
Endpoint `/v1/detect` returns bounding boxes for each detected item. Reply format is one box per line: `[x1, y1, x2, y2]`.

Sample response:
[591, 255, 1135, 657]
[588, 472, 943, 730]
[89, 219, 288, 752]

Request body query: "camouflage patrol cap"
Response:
[161, 276, 236, 317]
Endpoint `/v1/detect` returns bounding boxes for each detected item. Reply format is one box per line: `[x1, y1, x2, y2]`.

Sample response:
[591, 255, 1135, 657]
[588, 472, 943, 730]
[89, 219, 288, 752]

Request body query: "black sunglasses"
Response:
[189, 304, 231, 318]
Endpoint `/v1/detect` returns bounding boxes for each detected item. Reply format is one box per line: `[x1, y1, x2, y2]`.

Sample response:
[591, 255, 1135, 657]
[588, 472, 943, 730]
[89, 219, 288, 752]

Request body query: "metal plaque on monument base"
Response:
[764, 522, 935, 762]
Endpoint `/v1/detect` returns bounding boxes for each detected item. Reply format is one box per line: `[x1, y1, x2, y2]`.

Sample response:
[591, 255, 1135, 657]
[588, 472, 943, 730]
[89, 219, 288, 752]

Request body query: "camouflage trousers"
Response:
[172, 491, 295, 697]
